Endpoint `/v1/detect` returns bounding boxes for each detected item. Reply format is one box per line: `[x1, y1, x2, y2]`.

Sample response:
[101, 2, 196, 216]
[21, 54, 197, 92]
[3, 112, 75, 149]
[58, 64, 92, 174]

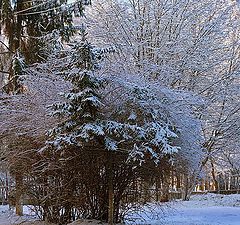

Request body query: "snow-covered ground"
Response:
[127, 193, 240, 225]
[0, 205, 37, 225]
[0, 194, 240, 225]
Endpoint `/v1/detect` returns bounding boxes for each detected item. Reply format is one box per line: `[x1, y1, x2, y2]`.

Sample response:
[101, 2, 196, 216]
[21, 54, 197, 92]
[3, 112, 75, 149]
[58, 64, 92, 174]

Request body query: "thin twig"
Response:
[0, 41, 13, 53]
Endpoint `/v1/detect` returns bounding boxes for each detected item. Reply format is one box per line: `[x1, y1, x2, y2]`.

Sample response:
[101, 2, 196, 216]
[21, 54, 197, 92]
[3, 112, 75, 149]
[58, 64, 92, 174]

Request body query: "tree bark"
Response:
[108, 153, 114, 225]
[15, 173, 23, 216]
[211, 161, 219, 191]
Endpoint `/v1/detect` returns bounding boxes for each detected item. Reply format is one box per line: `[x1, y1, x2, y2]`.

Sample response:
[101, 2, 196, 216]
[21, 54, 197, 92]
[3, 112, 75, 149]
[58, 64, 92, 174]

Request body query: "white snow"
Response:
[0, 194, 240, 225]
[0, 205, 37, 225]
[126, 193, 240, 225]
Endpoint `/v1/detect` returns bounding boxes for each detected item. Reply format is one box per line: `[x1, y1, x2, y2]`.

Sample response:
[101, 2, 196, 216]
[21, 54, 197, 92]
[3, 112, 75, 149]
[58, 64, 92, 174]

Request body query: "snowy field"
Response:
[0, 205, 37, 225]
[0, 194, 240, 225]
[127, 193, 240, 225]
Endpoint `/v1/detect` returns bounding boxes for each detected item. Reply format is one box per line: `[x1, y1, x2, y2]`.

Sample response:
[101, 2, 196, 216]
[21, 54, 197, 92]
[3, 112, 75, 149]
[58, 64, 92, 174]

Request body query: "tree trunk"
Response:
[176, 174, 181, 191]
[143, 181, 150, 203]
[15, 173, 23, 216]
[156, 177, 160, 202]
[160, 175, 169, 202]
[108, 153, 114, 225]
[6, 0, 23, 94]
[211, 161, 219, 191]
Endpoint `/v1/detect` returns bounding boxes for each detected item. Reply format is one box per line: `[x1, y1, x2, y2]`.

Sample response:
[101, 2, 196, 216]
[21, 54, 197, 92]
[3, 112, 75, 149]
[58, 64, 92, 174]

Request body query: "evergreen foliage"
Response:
[1, 0, 238, 224]
[36, 28, 181, 223]
[47, 28, 105, 150]
[0, 0, 91, 93]
[45, 27, 179, 165]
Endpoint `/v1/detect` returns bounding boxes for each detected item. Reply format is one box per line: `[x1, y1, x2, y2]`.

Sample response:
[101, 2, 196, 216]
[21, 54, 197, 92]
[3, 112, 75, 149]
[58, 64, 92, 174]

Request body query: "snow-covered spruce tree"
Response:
[36, 28, 108, 224]
[34, 28, 180, 223]
[47, 28, 105, 153]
